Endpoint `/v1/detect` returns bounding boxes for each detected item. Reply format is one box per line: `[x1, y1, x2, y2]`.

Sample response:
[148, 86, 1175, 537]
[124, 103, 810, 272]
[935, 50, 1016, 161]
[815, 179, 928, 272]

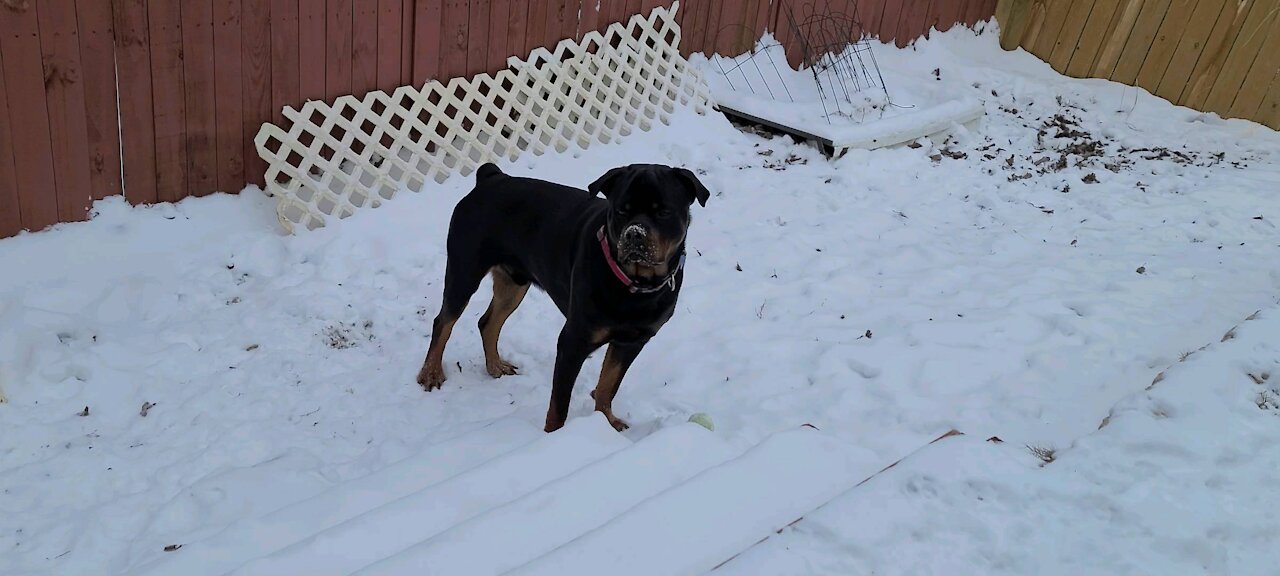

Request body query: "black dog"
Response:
[417, 162, 710, 432]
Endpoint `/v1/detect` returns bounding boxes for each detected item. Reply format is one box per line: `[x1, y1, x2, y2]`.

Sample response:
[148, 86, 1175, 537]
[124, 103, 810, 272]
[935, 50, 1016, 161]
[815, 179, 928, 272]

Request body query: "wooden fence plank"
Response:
[352, 0, 379, 95]
[670, 0, 687, 52]
[241, 0, 271, 188]
[993, 0, 1011, 32]
[401, 0, 415, 84]
[579, 0, 600, 39]
[896, 0, 931, 47]
[1202, 0, 1276, 115]
[1025, 0, 1071, 59]
[1047, 0, 1096, 72]
[861, 0, 887, 39]
[1226, 7, 1280, 118]
[964, 0, 988, 26]
[733, 0, 757, 55]
[555, 0, 579, 43]
[704, 0, 725, 55]
[540, 0, 560, 52]
[1110, 0, 1172, 84]
[182, 0, 218, 197]
[1133, 0, 1197, 92]
[732, 0, 747, 47]
[1153, 0, 1226, 102]
[740, 0, 766, 46]
[675, 0, 693, 49]
[753, 0, 773, 38]
[0, 2, 58, 229]
[696, 0, 716, 55]
[75, 0, 121, 203]
[440, 0, 468, 79]
[711, 0, 735, 49]
[625, 0, 642, 26]
[112, 0, 158, 204]
[607, 0, 624, 30]
[712, 0, 738, 55]
[1064, 0, 1119, 77]
[524, 0, 548, 56]
[467, 0, 490, 76]
[934, 0, 964, 33]
[327, 0, 353, 100]
[978, 0, 998, 25]
[1257, 72, 1280, 128]
[996, 0, 1037, 50]
[922, 0, 943, 36]
[486, 0, 509, 71]
[377, 0, 402, 89]
[546, 0, 575, 49]
[964, 0, 984, 26]
[148, 0, 188, 203]
[415, 0, 443, 83]
[299, 0, 326, 100]
[0, 45, 20, 236]
[739, 0, 762, 53]
[214, 0, 245, 194]
[37, 0, 93, 222]
[270, 0, 299, 127]
[507, 0, 529, 59]
[680, 0, 706, 55]
[1091, 0, 1146, 78]
[877, 0, 905, 45]
[1179, 0, 1250, 108]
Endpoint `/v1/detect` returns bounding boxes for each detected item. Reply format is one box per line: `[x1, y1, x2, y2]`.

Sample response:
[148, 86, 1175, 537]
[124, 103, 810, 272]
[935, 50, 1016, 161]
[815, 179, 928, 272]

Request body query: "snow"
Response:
[505, 426, 878, 576]
[131, 418, 543, 576]
[716, 309, 1280, 575]
[223, 415, 628, 576]
[701, 35, 984, 148]
[3, 23, 1280, 576]
[357, 422, 737, 575]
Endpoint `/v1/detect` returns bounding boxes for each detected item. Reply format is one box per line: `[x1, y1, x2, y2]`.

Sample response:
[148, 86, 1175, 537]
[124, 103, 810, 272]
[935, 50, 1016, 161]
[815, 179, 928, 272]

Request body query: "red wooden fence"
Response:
[0, 0, 993, 238]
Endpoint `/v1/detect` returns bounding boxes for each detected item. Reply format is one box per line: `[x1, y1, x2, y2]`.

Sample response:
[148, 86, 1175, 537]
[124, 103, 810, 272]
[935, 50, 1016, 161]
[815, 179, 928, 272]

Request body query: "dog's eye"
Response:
[656, 207, 673, 219]
[617, 203, 631, 215]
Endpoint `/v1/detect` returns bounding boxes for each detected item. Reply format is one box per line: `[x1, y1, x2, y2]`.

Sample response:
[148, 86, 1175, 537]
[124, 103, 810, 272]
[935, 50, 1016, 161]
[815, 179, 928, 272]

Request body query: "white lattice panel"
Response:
[253, 2, 711, 232]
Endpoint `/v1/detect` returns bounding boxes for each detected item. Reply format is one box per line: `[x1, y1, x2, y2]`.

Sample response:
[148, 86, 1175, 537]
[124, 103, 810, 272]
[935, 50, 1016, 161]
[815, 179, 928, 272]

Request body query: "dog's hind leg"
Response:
[417, 261, 486, 391]
[479, 266, 529, 378]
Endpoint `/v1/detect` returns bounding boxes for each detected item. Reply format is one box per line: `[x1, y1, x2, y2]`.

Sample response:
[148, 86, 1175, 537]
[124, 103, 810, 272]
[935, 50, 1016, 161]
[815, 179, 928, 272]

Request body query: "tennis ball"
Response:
[688, 413, 715, 431]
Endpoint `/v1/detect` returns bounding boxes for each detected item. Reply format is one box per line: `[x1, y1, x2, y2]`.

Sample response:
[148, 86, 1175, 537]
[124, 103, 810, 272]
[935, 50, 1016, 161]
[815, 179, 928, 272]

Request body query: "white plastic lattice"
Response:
[254, 2, 711, 232]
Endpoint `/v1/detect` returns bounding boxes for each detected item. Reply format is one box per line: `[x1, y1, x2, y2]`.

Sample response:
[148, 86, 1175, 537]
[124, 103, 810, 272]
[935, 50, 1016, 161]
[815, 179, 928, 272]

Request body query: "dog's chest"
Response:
[597, 298, 675, 343]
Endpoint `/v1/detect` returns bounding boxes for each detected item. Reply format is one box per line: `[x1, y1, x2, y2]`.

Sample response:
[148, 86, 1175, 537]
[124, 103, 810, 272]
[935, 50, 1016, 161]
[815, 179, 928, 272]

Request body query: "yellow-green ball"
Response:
[688, 413, 715, 431]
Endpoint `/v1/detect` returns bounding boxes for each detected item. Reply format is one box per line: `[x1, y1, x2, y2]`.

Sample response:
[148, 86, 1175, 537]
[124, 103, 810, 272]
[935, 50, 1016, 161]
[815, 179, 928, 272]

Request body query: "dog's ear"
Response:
[588, 166, 632, 200]
[673, 167, 711, 207]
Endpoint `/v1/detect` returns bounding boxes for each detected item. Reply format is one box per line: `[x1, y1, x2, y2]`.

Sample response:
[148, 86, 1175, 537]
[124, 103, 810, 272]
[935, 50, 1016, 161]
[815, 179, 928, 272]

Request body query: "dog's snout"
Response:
[622, 223, 648, 240]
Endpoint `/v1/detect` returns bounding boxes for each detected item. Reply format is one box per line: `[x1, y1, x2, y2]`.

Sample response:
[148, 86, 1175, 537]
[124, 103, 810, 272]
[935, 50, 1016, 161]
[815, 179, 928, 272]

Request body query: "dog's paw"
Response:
[485, 358, 518, 378]
[417, 364, 446, 391]
[605, 414, 630, 432]
[597, 408, 629, 431]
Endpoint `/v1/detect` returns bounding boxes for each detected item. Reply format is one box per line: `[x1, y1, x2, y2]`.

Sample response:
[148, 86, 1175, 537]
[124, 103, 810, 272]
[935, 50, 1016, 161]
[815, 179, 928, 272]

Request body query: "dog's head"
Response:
[589, 164, 710, 281]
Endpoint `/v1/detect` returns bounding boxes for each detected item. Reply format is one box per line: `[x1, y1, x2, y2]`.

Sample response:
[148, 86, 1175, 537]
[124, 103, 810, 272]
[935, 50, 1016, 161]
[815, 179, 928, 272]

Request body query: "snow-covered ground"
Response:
[2, 25, 1279, 576]
[703, 33, 984, 148]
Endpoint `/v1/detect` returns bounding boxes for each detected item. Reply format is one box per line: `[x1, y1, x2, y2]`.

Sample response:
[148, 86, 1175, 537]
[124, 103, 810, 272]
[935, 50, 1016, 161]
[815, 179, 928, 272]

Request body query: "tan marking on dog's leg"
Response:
[479, 268, 529, 378]
[545, 403, 567, 433]
[417, 312, 459, 391]
[594, 344, 632, 431]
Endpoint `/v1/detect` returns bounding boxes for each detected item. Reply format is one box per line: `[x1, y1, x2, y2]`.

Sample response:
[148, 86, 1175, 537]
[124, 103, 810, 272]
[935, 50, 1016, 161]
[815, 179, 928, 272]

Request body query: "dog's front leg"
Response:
[545, 324, 595, 433]
[592, 342, 644, 431]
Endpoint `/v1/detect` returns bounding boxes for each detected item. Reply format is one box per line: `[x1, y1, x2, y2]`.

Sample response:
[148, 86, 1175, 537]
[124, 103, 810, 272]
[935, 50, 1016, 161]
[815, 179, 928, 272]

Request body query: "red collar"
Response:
[597, 226, 684, 294]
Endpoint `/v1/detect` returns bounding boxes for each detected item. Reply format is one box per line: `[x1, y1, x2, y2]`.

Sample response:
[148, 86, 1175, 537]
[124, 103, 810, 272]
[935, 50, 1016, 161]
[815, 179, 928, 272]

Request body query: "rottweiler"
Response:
[416, 162, 710, 433]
